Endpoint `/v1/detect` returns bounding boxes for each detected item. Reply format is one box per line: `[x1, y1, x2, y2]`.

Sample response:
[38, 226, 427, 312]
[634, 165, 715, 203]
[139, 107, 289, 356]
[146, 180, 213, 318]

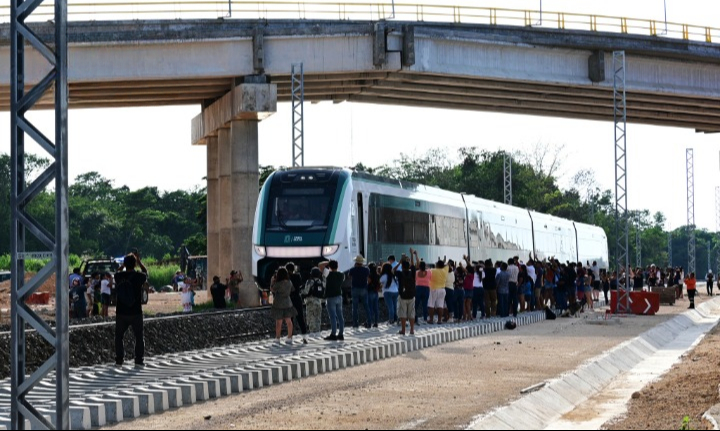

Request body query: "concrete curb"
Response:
[0, 309, 550, 430]
[468, 297, 720, 430]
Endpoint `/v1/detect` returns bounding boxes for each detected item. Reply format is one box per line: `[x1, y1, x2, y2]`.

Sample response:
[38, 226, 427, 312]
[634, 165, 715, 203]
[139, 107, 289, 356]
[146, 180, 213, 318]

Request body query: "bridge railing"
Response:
[1, 1, 717, 45]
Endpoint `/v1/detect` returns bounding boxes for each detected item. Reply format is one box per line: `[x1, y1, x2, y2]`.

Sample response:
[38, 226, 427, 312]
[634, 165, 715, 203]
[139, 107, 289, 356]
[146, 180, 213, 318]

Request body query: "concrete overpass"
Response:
[2, 19, 720, 134]
[3, 10, 720, 305]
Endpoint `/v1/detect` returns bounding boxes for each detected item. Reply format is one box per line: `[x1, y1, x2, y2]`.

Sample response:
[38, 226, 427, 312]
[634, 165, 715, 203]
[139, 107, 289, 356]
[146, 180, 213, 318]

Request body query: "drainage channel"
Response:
[0, 312, 547, 430]
[468, 297, 720, 430]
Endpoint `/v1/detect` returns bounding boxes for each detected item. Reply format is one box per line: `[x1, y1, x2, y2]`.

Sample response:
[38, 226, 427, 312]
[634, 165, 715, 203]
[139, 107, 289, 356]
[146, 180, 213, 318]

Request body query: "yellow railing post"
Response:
[454, 6, 460, 23]
[558, 13, 565, 30]
[707, 28, 713, 43]
[590, 15, 597, 32]
[490, 8, 497, 26]
[621, 18, 628, 34]
[525, 10, 531, 27]
[650, 21, 658, 36]
[683, 24, 689, 40]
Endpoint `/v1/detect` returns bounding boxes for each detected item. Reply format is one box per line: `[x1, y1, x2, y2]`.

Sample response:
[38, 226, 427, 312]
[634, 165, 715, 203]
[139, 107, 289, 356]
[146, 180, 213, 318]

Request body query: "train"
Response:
[252, 167, 609, 288]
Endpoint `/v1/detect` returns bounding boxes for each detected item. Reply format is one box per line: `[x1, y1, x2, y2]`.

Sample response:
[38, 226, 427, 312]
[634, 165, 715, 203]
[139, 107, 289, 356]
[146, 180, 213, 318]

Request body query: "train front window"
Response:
[267, 186, 335, 231]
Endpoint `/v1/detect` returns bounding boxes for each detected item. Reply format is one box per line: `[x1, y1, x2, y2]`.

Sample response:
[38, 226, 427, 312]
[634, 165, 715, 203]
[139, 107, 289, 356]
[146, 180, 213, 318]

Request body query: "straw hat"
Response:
[354, 255, 366, 264]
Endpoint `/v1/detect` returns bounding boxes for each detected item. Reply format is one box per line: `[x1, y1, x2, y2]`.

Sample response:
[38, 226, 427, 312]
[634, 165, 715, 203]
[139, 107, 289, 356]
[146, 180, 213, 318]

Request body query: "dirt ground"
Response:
[604, 324, 720, 431]
[0, 279, 209, 324]
[103, 298, 702, 431]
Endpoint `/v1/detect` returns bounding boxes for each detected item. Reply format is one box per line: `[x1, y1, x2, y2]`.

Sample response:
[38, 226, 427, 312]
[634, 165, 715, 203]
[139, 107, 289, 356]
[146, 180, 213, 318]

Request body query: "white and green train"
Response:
[252, 167, 608, 288]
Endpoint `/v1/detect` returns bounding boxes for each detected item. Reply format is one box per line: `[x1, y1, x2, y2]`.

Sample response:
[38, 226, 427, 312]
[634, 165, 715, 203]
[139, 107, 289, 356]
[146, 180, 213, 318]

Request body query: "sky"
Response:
[0, 0, 718, 232]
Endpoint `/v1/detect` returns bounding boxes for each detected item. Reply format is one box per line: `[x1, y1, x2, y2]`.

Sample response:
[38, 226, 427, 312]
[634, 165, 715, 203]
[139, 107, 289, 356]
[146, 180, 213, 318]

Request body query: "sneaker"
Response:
[134, 362, 145, 368]
[372, 323, 378, 328]
[274, 338, 283, 344]
[409, 331, 415, 336]
[303, 338, 308, 345]
[114, 362, 123, 368]
[398, 331, 406, 336]
[337, 334, 345, 341]
[324, 334, 338, 341]
[364, 323, 371, 329]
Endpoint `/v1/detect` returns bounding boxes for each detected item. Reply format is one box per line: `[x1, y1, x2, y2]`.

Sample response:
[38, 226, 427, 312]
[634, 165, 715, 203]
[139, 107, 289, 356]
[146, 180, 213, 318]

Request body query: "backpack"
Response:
[504, 321, 517, 330]
[545, 306, 557, 320]
[309, 279, 325, 299]
[116, 277, 137, 309]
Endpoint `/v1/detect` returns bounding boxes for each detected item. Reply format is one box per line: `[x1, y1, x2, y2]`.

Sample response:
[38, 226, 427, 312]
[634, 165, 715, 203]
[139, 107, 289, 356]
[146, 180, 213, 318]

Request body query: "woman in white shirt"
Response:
[380, 263, 399, 324]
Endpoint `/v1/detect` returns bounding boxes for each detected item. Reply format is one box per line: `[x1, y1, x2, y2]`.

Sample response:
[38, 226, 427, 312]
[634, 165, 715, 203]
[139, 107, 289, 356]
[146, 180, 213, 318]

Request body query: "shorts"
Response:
[231, 292, 240, 303]
[429, 289, 446, 309]
[101, 293, 111, 306]
[465, 290, 475, 299]
[545, 283, 555, 290]
[524, 283, 533, 296]
[397, 298, 416, 319]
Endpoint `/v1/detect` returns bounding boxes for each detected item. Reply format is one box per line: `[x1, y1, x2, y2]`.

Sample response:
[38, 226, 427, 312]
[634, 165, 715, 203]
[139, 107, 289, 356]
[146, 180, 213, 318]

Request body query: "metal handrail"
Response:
[0, 1, 717, 44]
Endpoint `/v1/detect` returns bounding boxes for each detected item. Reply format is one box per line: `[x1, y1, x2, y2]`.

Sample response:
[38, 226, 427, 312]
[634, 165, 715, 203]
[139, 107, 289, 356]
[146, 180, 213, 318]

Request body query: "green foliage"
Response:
[0, 154, 207, 261]
[680, 416, 693, 430]
[0, 254, 83, 272]
[146, 264, 179, 289]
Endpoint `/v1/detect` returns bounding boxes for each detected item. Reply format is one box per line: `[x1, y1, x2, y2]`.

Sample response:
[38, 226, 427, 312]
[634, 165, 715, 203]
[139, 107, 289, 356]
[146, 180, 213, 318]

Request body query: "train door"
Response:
[357, 193, 366, 258]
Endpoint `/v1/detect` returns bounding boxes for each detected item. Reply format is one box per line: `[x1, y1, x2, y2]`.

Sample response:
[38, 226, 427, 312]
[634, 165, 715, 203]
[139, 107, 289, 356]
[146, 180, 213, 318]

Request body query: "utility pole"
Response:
[687, 148, 696, 275]
[668, 231, 673, 268]
[636, 217, 642, 269]
[291, 63, 305, 168]
[11, 0, 70, 428]
[613, 51, 630, 315]
[504, 153, 512, 205]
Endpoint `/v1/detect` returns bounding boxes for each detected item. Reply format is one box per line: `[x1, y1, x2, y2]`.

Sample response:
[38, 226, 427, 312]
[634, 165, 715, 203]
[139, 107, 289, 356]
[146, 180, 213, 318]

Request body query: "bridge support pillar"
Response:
[218, 128, 233, 284]
[206, 136, 220, 284]
[231, 119, 260, 307]
[195, 82, 277, 307]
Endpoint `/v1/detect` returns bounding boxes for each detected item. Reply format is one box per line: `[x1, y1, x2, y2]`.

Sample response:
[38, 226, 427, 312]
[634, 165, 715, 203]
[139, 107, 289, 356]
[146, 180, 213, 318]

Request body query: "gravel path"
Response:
[102, 308, 682, 431]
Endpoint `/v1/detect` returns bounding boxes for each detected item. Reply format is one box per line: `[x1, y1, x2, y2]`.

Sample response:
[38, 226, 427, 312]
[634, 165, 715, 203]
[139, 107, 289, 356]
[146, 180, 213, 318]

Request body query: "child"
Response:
[178, 277, 193, 313]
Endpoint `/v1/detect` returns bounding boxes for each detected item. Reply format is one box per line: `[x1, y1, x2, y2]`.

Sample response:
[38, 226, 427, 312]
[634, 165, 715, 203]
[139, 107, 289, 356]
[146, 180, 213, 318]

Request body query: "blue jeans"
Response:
[384, 291, 399, 322]
[351, 288, 369, 327]
[445, 288, 455, 318]
[368, 291, 380, 325]
[416, 286, 430, 321]
[326, 296, 344, 336]
[498, 293, 510, 318]
[509, 283, 519, 317]
[473, 288, 486, 318]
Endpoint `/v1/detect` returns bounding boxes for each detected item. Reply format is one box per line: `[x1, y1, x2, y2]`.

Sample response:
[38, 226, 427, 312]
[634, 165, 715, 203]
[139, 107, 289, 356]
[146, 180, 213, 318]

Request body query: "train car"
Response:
[252, 167, 609, 288]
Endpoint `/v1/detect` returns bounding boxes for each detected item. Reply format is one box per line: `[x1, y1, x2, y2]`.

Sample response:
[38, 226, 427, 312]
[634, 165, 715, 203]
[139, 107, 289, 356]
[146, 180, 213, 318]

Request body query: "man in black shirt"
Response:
[210, 276, 227, 309]
[286, 263, 308, 344]
[114, 253, 149, 367]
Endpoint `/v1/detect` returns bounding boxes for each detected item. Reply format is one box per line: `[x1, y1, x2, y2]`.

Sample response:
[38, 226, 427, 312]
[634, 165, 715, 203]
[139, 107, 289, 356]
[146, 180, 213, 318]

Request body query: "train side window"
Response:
[358, 193, 365, 257]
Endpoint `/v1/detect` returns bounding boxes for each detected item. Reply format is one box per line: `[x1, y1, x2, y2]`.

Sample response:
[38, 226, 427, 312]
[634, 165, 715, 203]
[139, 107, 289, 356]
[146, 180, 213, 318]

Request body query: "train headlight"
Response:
[322, 245, 340, 256]
[254, 245, 266, 257]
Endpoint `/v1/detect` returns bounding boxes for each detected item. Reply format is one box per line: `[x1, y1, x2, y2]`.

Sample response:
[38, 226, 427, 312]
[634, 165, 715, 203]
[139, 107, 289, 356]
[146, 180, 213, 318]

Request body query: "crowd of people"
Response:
[264, 252, 718, 343]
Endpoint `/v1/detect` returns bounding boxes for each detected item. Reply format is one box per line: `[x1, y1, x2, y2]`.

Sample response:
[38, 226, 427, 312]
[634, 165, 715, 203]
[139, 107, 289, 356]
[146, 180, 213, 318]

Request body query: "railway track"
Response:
[0, 305, 272, 337]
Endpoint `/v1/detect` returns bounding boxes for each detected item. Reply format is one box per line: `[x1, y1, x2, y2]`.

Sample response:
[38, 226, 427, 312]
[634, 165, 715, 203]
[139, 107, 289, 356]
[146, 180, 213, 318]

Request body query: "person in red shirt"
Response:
[685, 272, 697, 310]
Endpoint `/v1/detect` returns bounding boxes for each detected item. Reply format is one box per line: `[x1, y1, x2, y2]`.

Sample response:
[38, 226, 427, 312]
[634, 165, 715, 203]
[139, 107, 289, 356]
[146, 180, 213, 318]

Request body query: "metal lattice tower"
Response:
[504, 153, 512, 205]
[11, 0, 70, 429]
[291, 63, 305, 167]
[687, 148, 696, 275]
[613, 51, 630, 314]
[635, 217, 642, 269]
[708, 240, 713, 274]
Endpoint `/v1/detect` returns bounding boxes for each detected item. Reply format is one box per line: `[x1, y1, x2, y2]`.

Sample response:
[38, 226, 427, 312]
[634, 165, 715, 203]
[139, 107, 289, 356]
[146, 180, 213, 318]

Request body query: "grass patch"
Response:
[0, 254, 83, 272]
[146, 264, 180, 289]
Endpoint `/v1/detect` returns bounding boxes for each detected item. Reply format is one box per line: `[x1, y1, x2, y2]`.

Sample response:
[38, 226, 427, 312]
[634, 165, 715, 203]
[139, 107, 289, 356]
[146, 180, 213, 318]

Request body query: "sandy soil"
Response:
[604, 324, 720, 431]
[103, 298, 700, 431]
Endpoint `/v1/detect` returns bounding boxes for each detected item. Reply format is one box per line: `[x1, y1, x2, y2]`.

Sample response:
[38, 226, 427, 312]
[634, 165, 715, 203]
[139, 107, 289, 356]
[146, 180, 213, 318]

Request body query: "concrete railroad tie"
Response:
[0, 306, 563, 430]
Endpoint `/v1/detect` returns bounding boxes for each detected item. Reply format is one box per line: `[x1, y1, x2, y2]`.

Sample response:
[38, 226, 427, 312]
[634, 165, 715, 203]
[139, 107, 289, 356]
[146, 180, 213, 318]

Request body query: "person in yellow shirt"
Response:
[428, 259, 449, 324]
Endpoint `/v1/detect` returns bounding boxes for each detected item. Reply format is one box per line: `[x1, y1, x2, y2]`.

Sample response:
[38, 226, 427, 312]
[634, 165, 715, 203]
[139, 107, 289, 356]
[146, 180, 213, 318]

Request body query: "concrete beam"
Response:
[349, 95, 720, 133]
[191, 83, 277, 146]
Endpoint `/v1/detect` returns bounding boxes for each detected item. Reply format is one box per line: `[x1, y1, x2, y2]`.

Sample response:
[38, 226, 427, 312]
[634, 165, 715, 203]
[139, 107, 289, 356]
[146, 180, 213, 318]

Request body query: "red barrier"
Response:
[25, 292, 50, 305]
[610, 290, 661, 315]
